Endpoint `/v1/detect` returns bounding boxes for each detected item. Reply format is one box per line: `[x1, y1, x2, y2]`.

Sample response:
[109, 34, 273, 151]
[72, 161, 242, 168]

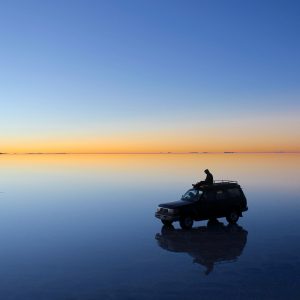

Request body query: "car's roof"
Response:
[197, 182, 241, 191]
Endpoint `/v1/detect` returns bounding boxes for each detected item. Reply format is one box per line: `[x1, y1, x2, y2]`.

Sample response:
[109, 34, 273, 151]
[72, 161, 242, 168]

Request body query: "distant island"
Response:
[26, 152, 67, 155]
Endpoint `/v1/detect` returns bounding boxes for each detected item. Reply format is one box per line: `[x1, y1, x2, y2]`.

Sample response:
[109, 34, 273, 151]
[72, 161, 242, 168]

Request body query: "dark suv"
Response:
[155, 181, 248, 229]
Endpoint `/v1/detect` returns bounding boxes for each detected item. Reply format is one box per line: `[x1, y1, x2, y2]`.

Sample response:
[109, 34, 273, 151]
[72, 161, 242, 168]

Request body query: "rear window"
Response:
[227, 188, 242, 198]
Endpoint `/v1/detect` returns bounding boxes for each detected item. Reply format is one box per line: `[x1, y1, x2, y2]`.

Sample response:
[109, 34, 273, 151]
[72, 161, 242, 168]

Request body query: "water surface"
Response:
[0, 154, 299, 299]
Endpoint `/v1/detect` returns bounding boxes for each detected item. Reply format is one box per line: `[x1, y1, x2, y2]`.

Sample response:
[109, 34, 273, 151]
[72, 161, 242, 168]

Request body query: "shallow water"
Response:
[0, 154, 299, 300]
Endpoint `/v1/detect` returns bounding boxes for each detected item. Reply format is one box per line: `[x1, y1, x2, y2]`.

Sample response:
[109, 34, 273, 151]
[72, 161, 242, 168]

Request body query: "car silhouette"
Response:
[155, 181, 248, 229]
[155, 221, 248, 275]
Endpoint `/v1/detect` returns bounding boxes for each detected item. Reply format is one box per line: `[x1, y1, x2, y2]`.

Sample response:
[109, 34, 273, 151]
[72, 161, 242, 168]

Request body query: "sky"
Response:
[0, 0, 299, 153]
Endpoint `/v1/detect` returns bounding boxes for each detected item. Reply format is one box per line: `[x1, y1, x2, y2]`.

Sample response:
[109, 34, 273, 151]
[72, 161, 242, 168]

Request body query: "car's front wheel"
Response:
[226, 211, 240, 224]
[161, 224, 175, 234]
[179, 216, 194, 229]
[161, 220, 172, 226]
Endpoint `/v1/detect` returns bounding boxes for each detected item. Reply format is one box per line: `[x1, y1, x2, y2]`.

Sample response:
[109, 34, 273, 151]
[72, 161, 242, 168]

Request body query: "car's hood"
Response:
[159, 200, 191, 209]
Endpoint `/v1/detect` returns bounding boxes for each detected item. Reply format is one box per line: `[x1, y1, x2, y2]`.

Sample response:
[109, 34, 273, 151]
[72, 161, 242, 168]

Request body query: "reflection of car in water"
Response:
[155, 221, 248, 275]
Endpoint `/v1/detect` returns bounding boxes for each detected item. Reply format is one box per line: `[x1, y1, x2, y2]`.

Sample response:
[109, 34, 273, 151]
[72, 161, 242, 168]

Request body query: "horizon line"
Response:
[1, 151, 300, 155]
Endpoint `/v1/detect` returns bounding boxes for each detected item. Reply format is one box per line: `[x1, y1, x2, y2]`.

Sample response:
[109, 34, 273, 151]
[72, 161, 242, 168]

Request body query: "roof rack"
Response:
[193, 180, 239, 190]
[213, 180, 238, 184]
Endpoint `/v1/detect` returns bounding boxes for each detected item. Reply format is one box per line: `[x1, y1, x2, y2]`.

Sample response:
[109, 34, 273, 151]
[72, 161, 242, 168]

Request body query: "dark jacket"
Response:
[205, 172, 213, 184]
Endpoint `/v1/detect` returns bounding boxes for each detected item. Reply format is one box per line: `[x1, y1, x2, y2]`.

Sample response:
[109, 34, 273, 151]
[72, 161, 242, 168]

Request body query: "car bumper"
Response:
[155, 212, 180, 222]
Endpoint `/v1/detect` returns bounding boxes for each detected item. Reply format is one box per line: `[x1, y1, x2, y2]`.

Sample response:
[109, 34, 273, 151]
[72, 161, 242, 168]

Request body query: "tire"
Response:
[161, 224, 175, 234]
[179, 216, 194, 229]
[208, 218, 218, 225]
[226, 211, 240, 224]
[161, 220, 172, 226]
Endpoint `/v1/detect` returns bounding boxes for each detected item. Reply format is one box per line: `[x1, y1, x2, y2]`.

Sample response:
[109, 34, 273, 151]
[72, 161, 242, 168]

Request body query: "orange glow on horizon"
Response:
[2, 119, 300, 154]
[2, 138, 300, 154]
[2, 110, 299, 154]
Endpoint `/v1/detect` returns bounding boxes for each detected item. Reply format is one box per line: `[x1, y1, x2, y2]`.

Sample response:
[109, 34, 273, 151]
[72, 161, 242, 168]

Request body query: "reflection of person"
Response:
[193, 169, 214, 188]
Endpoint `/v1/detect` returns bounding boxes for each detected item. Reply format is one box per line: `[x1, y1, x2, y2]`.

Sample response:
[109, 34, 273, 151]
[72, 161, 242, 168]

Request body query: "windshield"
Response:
[181, 189, 202, 202]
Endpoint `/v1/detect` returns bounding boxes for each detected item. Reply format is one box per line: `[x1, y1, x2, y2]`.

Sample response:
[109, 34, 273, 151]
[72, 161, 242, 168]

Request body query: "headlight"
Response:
[168, 208, 178, 214]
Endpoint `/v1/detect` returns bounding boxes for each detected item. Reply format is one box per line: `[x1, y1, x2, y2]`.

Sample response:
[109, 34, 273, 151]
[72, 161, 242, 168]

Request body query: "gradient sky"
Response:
[1, 0, 299, 153]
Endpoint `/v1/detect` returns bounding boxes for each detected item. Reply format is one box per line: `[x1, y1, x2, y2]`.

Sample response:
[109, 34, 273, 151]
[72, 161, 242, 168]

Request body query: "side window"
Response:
[216, 190, 226, 200]
[228, 188, 242, 198]
[202, 191, 215, 201]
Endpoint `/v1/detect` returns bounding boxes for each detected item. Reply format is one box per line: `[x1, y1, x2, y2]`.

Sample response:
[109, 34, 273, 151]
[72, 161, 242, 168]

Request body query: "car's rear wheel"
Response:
[161, 220, 172, 226]
[226, 211, 239, 224]
[179, 216, 194, 229]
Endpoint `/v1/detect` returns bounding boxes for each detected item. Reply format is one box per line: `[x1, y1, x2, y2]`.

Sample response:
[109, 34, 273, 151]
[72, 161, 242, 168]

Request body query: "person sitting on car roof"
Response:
[193, 169, 214, 188]
[204, 169, 213, 184]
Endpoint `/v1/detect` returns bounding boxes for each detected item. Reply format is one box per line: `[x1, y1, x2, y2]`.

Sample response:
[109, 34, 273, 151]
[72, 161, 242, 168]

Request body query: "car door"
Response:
[215, 189, 227, 217]
[198, 191, 217, 219]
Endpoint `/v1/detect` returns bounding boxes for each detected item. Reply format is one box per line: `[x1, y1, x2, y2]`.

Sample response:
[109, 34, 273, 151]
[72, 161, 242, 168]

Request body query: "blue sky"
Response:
[0, 0, 299, 152]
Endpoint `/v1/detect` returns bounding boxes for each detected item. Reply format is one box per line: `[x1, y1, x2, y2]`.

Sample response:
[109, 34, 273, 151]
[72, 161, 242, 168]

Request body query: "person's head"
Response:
[204, 169, 210, 174]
